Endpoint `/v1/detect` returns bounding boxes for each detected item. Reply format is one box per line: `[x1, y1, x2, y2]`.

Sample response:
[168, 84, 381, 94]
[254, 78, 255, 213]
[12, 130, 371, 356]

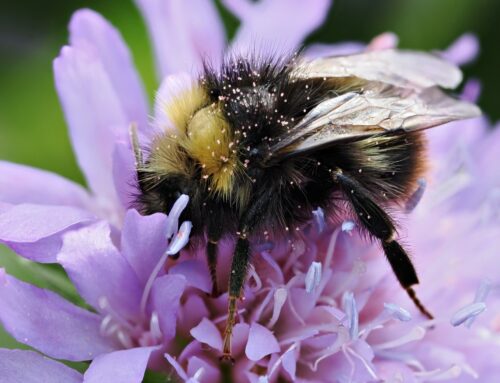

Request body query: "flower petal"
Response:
[186, 356, 221, 383]
[441, 33, 479, 66]
[58, 221, 142, 321]
[0, 204, 95, 262]
[53, 45, 126, 207]
[83, 347, 156, 383]
[0, 349, 83, 383]
[150, 274, 187, 342]
[0, 161, 92, 209]
[245, 322, 280, 361]
[190, 318, 223, 351]
[69, 9, 149, 133]
[112, 142, 137, 210]
[0, 269, 116, 361]
[134, 0, 226, 78]
[225, 0, 332, 55]
[170, 259, 212, 293]
[121, 209, 168, 285]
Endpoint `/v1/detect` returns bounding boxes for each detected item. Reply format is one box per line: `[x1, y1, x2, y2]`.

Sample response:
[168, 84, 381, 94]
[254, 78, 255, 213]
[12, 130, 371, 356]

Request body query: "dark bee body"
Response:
[138, 56, 424, 239]
[135, 51, 479, 359]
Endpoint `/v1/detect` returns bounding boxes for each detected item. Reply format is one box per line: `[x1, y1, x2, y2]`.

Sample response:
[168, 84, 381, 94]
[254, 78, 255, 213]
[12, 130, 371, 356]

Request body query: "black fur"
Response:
[137, 54, 425, 240]
[136, 54, 433, 355]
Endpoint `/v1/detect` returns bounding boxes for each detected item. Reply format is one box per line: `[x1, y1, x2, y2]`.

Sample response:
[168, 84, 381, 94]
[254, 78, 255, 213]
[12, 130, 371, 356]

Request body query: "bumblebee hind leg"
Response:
[332, 168, 433, 320]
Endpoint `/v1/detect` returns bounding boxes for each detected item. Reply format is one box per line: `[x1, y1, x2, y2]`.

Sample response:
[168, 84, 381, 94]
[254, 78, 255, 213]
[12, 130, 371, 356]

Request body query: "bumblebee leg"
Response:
[221, 191, 271, 361]
[207, 224, 222, 297]
[332, 169, 433, 319]
[221, 234, 250, 362]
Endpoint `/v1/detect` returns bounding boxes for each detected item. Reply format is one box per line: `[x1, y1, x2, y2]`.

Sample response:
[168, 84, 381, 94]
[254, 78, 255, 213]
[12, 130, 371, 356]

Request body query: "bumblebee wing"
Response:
[270, 85, 480, 157]
[293, 49, 462, 90]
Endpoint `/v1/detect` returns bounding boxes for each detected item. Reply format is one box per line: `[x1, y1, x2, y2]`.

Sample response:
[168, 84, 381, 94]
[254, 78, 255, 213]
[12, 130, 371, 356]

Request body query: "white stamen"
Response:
[100, 314, 114, 336]
[312, 207, 325, 233]
[374, 326, 425, 350]
[265, 343, 298, 381]
[324, 227, 342, 268]
[305, 262, 322, 294]
[342, 292, 359, 340]
[414, 365, 462, 381]
[384, 303, 412, 321]
[251, 287, 275, 323]
[141, 251, 169, 316]
[165, 354, 189, 380]
[451, 302, 486, 327]
[166, 221, 192, 255]
[117, 330, 134, 348]
[346, 347, 378, 380]
[149, 311, 163, 341]
[98, 296, 134, 332]
[287, 289, 307, 326]
[342, 220, 355, 233]
[247, 264, 262, 291]
[267, 288, 288, 327]
[191, 367, 204, 381]
[466, 279, 492, 328]
[375, 350, 425, 371]
[165, 194, 189, 239]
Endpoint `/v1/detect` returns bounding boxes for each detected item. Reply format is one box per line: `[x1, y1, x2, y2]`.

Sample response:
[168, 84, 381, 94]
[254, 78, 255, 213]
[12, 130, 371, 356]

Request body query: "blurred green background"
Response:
[0, 0, 498, 183]
[0, 0, 498, 375]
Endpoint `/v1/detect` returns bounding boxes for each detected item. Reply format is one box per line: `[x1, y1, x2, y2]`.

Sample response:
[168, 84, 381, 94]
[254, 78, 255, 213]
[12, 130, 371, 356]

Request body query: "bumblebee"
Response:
[134, 49, 480, 360]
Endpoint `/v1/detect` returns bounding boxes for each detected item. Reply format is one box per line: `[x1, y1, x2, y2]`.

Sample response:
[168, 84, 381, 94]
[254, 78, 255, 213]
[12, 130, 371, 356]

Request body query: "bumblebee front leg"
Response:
[332, 168, 433, 319]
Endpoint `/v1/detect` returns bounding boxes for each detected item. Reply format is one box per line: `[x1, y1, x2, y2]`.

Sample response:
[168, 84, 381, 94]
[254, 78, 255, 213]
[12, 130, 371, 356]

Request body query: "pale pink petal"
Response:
[53, 45, 126, 207]
[0, 349, 83, 383]
[58, 221, 142, 321]
[0, 204, 95, 262]
[69, 9, 149, 133]
[225, 0, 332, 55]
[134, 0, 226, 78]
[190, 318, 223, 351]
[366, 32, 399, 51]
[441, 33, 479, 66]
[231, 323, 250, 358]
[178, 295, 210, 336]
[186, 356, 221, 383]
[0, 270, 117, 361]
[170, 259, 212, 294]
[0, 161, 92, 209]
[83, 347, 156, 383]
[245, 322, 280, 361]
[150, 274, 187, 341]
[121, 209, 168, 285]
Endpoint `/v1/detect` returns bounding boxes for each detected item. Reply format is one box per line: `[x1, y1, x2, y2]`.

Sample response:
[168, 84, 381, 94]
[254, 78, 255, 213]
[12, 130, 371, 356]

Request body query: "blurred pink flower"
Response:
[0, 0, 499, 382]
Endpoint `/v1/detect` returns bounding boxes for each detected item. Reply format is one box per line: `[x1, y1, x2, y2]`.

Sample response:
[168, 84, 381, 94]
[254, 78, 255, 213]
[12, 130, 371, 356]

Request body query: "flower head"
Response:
[0, 1, 499, 382]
